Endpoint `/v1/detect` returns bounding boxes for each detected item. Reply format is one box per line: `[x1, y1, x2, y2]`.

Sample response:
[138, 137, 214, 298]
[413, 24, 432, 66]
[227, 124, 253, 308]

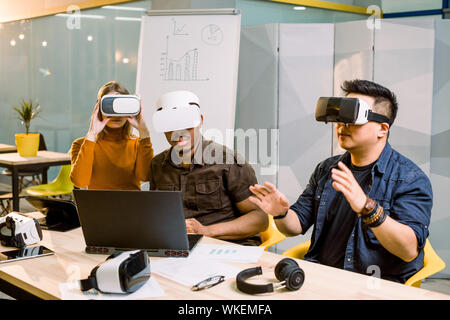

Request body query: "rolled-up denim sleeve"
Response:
[390, 171, 433, 250]
[289, 163, 321, 235]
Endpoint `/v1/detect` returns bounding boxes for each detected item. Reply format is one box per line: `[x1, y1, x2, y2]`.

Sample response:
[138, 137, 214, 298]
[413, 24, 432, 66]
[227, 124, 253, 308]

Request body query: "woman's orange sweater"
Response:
[70, 128, 153, 190]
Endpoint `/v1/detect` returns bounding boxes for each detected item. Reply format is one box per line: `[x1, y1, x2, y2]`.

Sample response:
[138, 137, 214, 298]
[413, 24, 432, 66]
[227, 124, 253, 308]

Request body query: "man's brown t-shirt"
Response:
[149, 139, 261, 245]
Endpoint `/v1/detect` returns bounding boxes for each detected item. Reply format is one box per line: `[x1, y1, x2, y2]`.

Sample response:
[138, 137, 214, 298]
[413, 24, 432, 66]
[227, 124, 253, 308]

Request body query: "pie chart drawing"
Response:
[201, 24, 223, 46]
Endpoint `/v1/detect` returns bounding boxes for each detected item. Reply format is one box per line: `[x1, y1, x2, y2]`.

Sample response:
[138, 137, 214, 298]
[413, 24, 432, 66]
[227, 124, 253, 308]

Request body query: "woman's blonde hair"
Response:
[95, 81, 132, 140]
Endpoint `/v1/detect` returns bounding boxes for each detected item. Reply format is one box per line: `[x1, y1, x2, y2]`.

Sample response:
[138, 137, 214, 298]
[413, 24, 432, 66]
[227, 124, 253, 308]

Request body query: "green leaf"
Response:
[12, 99, 42, 133]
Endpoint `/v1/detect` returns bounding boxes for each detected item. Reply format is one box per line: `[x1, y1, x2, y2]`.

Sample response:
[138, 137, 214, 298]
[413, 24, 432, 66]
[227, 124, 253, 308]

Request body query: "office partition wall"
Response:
[236, 23, 334, 253]
[430, 21, 450, 277]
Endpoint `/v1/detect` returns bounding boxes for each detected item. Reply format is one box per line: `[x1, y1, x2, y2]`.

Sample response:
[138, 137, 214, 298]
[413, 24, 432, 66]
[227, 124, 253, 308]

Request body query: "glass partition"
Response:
[0, 1, 151, 179]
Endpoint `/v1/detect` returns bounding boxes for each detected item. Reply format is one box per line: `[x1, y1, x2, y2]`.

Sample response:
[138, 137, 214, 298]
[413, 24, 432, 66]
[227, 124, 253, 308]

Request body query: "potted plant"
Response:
[13, 99, 41, 157]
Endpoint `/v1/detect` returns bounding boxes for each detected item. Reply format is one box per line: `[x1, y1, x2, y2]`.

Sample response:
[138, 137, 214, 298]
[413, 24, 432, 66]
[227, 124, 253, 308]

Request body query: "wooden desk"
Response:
[0, 151, 70, 211]
[0, 144, 16, 154]
[0, 222, 448, 300]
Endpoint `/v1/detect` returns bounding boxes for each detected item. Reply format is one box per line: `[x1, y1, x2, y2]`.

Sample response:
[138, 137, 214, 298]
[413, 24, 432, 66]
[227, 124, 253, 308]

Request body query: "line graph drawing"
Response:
[172, 18, 188, 36]
[160, 36, 209, 81]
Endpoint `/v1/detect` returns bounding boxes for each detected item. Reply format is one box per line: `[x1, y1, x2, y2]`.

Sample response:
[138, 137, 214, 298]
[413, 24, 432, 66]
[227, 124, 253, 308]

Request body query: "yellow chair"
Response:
[282, 239, 311, 260]
[259, 215, 286, 251]
[282, 238, 446, 288]
[405, 239, 446, 288]
[23, 165, 74, 197]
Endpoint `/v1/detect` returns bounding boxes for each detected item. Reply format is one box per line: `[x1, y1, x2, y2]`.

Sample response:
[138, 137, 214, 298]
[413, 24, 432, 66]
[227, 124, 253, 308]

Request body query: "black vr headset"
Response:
[315, 97, 391, 125]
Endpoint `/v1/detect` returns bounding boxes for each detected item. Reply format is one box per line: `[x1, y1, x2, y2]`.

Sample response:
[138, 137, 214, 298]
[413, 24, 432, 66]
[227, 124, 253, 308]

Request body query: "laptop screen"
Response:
[73, 190, 201, 254]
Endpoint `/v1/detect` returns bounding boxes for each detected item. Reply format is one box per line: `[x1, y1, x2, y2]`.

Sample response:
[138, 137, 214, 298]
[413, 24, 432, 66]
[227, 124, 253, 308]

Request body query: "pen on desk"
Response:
[191, 275, 225, 291]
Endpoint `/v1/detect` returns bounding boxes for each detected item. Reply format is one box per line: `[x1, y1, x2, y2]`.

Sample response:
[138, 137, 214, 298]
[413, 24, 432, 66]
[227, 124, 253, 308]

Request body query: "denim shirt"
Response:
[290, 142, 433, 283]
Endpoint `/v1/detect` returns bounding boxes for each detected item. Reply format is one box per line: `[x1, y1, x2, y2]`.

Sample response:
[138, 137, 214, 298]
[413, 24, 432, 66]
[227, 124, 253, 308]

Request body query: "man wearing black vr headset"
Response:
[249, 79, 433, 283]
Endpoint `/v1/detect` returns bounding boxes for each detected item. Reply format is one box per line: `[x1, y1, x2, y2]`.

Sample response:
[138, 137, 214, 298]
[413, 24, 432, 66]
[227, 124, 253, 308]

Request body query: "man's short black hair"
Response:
[341, 79, 398, 126]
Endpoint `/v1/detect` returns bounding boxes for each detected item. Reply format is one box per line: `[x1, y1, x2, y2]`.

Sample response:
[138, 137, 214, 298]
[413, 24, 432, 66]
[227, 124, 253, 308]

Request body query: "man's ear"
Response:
[378, 123, 390, 138]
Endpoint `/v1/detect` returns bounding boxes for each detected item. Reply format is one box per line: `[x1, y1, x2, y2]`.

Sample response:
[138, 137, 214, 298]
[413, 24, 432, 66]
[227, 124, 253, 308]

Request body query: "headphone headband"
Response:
[236, 266, 274, 294]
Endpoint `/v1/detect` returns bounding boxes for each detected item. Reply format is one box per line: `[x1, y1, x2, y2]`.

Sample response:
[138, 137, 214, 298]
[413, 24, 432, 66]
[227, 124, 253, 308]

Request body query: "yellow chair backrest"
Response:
[405, 239, 446, 288]
[52, 164, 74, 189]
[259, 215, 286, 251]
[282, 240, 311, 260]
[24, 164, 74, 197]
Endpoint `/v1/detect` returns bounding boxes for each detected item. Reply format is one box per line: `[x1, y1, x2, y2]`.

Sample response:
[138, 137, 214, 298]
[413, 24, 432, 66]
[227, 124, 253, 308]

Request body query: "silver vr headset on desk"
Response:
[100, 94, 141, 117]
[315, 97, 391, 125]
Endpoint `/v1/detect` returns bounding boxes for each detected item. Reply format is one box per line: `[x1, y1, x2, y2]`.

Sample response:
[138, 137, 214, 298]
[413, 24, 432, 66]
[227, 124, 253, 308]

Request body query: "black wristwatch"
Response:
[273, 210, 289, 220]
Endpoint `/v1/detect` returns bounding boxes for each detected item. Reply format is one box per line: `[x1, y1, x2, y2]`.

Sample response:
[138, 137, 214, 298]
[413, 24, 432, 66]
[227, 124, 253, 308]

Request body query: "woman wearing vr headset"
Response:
[249, 79, 432, 284]
[70, 81, 153, 190]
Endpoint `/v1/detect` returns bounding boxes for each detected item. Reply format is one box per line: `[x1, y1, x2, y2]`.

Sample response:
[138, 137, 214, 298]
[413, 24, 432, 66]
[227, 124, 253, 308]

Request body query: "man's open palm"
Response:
[249, 182, 290, 217]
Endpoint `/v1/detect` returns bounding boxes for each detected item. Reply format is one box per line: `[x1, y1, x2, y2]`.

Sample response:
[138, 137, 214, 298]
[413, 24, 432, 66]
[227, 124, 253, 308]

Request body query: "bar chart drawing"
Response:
[160, 36, 209, 81]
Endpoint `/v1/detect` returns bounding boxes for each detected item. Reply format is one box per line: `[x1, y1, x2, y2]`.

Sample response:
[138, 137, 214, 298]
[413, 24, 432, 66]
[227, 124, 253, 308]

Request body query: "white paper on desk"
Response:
[188, 244, 264, 263]
[58, 276, 165, 300]
[151, 257, 240, 287]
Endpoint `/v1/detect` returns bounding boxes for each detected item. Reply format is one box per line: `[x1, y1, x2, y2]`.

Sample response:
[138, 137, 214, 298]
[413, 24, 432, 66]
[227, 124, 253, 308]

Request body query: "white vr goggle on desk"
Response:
[0, 212, 43, 248]
[79, 250, 151, 294]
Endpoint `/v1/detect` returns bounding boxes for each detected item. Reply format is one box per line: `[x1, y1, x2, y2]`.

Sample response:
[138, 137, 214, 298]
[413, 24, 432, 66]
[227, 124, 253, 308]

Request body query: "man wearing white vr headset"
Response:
[250, 79, 432, 283]
[150, 90, 268, 246]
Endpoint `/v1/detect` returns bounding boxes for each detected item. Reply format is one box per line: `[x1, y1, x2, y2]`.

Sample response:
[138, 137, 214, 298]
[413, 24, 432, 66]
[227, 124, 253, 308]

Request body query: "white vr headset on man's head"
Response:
[152, 90, 202, 133]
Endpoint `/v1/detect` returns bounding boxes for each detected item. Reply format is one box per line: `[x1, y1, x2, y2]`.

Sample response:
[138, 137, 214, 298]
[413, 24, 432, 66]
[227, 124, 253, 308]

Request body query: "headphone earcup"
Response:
[284, 266, 305, 291]
[274, 258, 304, 291]
[274, 258, 299, 281]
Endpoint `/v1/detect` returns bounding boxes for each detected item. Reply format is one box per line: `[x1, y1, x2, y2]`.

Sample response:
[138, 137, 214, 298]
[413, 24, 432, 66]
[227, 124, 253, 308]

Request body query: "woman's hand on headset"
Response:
[127, 99, 150, 139]
[248, 182, 290, 217]
[86, 106, 110, 142]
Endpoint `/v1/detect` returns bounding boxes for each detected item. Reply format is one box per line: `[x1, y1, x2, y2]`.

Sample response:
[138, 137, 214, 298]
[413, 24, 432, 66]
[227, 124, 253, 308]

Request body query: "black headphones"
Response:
[236, 258, 305, 294]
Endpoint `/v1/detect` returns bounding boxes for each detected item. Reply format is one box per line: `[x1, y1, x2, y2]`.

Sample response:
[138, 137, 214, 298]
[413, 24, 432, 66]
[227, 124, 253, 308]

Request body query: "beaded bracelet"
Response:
[367, 207, 387, 228]
[362, 204, 387, 228]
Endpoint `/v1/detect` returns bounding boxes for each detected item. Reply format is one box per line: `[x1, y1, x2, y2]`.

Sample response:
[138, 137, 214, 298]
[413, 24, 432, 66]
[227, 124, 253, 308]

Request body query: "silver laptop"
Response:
[73, 189, 202, 257]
